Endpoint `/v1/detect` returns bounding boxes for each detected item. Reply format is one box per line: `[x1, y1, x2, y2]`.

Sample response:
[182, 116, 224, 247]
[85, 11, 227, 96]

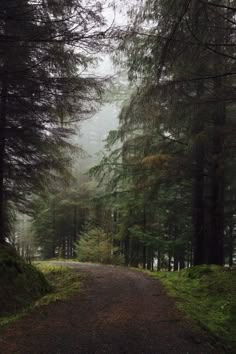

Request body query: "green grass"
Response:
[34, 262, 82, 305]
[0, 257, 82, 327]
[148, 265, 236, 352]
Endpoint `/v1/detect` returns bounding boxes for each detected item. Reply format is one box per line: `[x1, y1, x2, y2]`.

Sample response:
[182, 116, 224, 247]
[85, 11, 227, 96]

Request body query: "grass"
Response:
[148, 265, 236, 352]
[0, 257, 82, 327]
[34, 262, 82, 305]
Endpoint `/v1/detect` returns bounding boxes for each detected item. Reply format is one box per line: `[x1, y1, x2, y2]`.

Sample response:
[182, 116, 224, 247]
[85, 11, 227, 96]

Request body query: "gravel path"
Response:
[0, 262, 222, 354]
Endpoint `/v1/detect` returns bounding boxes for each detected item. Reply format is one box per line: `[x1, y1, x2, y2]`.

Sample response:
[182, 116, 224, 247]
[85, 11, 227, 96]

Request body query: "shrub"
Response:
[75, 227, 123, 265]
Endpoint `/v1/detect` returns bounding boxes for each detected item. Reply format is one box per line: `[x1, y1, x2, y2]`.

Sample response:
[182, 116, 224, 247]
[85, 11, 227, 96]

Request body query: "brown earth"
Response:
[0, 262, 223, 354]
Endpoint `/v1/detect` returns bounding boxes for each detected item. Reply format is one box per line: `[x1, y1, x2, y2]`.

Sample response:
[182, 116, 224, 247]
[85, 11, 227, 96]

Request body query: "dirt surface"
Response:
[0, 263, 222, 354]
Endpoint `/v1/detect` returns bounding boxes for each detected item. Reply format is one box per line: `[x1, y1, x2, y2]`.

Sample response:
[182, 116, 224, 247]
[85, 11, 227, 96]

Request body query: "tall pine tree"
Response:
[0, 0, 106, 243]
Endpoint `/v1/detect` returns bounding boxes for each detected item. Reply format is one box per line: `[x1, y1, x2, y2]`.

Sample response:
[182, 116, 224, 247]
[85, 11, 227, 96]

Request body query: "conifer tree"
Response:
[113, 0, 236, 265]
[0, 0, 106, 243]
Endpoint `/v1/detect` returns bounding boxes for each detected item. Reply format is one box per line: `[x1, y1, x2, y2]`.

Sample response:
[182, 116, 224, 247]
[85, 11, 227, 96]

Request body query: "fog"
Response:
[75, 104, 120, 171]
[73, 3, 126, 173]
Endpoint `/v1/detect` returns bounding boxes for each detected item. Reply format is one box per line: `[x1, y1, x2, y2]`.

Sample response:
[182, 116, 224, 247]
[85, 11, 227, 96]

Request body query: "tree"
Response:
[113, 0, 236, 265]
[0, 0, 106, 243]
[32, 181, 94, 259]
[75, 227, 121, 265]
[89, 102, 192, 270]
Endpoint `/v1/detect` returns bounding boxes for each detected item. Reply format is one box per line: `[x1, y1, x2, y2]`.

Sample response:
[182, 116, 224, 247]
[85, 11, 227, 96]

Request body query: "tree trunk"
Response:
[174, 255, 178, 271]
[0, 76, 8, 244]
[147, 247, 152, 270]
[207, 81, 225, 265]
[192, 99, 206, 265]
[228, 225, 234, 267]
[205, 8, 225, 266]
[190, 0, 208, 266]
[72, 205, 77, 257]
[142, 246, 146, 269]
[157, 249, 161, 271]
[179, 250, 185, 269]
[168, 253, 172, 272]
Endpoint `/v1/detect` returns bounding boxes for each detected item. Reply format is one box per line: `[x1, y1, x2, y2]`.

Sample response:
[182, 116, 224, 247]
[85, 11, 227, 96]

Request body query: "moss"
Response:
[0, 260, 82, 327]
[34, 262, 82, 305]
[0, 244, 50, 317]
[149, 266, 236, 352]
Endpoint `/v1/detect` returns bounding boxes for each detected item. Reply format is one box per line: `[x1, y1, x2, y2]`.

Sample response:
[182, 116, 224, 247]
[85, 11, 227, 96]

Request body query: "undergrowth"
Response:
[0, 244, 50, 319]
[34, 262, 81, 306]
[149, 265, 236, 352]
[0, 256, 81, 327]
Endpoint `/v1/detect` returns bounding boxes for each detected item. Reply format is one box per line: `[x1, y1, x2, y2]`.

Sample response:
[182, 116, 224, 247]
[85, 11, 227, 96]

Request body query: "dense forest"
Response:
[1, 0, 236, 271]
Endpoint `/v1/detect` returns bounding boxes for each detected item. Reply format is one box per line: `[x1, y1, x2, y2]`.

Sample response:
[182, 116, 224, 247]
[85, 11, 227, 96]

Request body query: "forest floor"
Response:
[0, 262, 224, 354]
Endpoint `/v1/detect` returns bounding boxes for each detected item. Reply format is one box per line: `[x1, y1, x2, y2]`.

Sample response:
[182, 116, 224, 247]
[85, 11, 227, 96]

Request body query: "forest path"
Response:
[0, 262, 221, 354]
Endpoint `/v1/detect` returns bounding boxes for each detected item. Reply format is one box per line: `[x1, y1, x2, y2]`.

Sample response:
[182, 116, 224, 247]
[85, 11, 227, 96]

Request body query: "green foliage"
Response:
[151, 266, 236, 351]
[90, 116, 192, 269]
[35, 263, 81, 305]
[0, 0, 106, 242]
[32, 184, 93, 259]
[75, 227, 123, 265]
[92, 0, 236, 268]
[0, 261, 82, 327]
[0, 244, 50, 317]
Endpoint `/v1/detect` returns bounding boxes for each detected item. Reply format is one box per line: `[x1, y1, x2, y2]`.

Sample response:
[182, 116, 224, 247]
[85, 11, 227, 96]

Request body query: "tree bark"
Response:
[0, 76, 8, 244]
[205, 6, 225, 265]
[206, 79, 225, 265]
[142, 246, 146, 269]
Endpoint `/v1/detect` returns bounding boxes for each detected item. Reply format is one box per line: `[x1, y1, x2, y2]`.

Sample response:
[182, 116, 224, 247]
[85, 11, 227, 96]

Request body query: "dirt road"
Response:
[0, 263, 221, 354]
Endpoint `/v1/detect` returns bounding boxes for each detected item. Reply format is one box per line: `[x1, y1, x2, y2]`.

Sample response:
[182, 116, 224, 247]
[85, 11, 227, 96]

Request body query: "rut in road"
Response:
[0, 263, 221, 354]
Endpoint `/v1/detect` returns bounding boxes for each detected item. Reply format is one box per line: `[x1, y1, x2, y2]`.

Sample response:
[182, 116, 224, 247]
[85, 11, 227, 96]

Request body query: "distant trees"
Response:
[0, 0, 106, 243]
[31, 177, 121, 260]
[31, 183, 93, 259]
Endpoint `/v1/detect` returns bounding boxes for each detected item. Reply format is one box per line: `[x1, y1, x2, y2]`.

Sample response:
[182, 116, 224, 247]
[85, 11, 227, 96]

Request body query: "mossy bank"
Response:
[150, 265, 236, 352]
[0, 244, 50, 318]
[0, 250, 82, 327]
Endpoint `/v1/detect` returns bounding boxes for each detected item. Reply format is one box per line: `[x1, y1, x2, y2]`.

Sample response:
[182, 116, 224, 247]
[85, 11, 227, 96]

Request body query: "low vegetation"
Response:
[0, 244, 50, 320]
[149, 266, 236, 352]
[35, 263, 81, 305]
[0, 252, 81, 327]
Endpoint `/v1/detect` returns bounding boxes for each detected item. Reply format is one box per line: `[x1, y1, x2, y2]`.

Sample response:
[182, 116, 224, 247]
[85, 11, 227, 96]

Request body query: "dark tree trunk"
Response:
[151, 251, 154, 271]
[0, 76, 7, 244]
[192, 85, 206, 265]
[147, 247, 152, 271]
[0, 5, 10, 245]
[174, 255, 178, 271]
[192, 114, 206, 265]
[142, 246, 146, 269]
[72, 205, 77, 257]
[157, 250, 161, 271]
[142, 205, 147, 269]
[179, 250, 185, 269]
[190, 1, 208, 266]
[207, 84, 225, 265]
[228, 225, 234, 267]
[130, 243, 139, 268]
[128, 235, 132, 267]
[187, 238, 193, 268]
[205, 9, 225, 266]
[168, 253, 172, 272]
[124, 235, 129, 266]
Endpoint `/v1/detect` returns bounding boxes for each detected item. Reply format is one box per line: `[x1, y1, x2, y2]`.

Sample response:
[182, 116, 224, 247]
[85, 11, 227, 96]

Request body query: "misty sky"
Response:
[75, 3, 127, 171]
